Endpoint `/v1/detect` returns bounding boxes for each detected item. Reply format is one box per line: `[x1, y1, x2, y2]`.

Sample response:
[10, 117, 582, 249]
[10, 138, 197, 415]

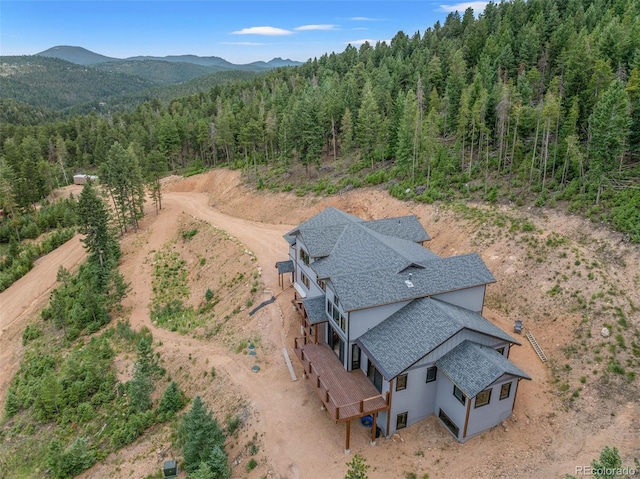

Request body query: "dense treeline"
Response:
[0, 56, 155, 111]
[1, 0, 640, 240]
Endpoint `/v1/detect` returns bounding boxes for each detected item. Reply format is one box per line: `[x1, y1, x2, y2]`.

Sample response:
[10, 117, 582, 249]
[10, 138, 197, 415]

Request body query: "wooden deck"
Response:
[294, 337, 389, 423]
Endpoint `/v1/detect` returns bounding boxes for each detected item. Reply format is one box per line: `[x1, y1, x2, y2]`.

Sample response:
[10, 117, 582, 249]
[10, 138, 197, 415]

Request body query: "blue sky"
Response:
[1, 1, 489, 64]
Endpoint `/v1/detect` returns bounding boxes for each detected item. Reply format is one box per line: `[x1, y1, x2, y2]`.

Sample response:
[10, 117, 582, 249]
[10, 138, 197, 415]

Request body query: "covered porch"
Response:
[294, 337, 390, 452]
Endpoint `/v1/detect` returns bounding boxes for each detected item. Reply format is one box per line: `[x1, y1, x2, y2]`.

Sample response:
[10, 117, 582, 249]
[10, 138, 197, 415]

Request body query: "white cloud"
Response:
[231, 26, 293, 36]
[439, 1, 489, 13]
[347, 38, 387, 47]
[295, 24, 338, 31]
[221, 42, 265, 46]
[349, 16, 379, 21]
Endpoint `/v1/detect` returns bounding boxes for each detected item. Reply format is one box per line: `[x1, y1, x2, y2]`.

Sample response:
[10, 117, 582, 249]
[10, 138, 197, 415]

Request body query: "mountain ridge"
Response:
[36, 45, 302, 68]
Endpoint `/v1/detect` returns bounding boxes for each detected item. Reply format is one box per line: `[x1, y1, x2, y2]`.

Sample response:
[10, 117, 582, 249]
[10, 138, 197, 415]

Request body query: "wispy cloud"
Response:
[349, 16, 380, 21]
[295, 24, 338, 31]
[231, 26, 293, 36]
[439, 1, 489, 13]
[221, 42, 265, 46]
[347, 38, 388, 47]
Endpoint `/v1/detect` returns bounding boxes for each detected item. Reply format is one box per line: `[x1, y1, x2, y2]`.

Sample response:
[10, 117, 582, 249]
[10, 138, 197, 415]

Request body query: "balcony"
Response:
[294, 337, 389, 423]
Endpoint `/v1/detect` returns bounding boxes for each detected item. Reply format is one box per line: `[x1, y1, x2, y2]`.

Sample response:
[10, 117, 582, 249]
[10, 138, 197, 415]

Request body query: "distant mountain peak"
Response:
[37, 45, 117, 65]
[36, 45, 302, 69]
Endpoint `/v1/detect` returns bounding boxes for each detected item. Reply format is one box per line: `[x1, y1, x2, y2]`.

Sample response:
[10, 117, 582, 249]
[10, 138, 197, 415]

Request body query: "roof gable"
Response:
[436, 340, 531, 398]
[356, 298, 518, 380]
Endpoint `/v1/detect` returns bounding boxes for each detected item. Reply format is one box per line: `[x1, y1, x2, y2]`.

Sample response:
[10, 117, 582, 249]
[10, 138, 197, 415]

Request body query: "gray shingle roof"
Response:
[364, 215, 431, 243]
[285, 207, 358, 246]
[276, 260, 294, 274]
[436, 340, 531, 398]
[356, 298, 520, 380]
[328, 253, 495, 312]
[284, 207, 431, 261]
[302, 295, 328, 324]
[285, 208, 493, 312]
[298, 225, 346, 258]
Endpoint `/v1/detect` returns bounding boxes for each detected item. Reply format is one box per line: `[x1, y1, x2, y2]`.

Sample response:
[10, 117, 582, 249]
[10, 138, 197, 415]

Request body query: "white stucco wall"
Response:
[463, 377, 519, 441]
[434, 374, 467, 440]
[349, 301, 411, 339]
[432, 285, 487, 313]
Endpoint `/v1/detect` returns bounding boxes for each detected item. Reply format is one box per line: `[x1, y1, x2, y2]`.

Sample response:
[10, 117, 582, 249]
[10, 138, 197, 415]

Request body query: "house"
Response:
[280, 207, 530, 451]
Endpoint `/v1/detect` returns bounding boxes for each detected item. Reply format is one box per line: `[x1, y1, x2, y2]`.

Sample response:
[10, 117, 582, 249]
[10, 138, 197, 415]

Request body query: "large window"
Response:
[299, 248, 310, 266]
[396, 412, 408, 430]
[328, 298, 345, 332]
[396, 374, 408, 391]
[474, 389, 491, 408]
[453, 385, 466, 405]
[426, 366, 437, 383]
[500, 382, 512, 400]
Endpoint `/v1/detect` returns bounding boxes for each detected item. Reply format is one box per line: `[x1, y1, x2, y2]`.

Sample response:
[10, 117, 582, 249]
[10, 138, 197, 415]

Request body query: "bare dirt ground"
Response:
[1, 169, 639, 479]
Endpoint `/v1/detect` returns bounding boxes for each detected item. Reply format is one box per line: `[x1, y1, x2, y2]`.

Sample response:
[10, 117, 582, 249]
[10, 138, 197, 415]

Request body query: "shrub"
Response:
[158, 381, 186, 419]
[246, 458, 258, 472]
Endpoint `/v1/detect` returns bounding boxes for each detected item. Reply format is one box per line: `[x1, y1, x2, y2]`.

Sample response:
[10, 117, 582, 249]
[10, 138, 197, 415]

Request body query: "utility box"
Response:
[163, 459, 178, 478]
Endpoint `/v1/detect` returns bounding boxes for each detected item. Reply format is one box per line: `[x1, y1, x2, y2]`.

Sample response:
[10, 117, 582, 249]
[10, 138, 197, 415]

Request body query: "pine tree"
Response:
[179, 396, 226, 473]
[589, 79, 631, 200]
[158, 381, 186, 419]
[77, 181, 119, 264]
[206, 445, 231, 479]
[127, 362, 153, 413]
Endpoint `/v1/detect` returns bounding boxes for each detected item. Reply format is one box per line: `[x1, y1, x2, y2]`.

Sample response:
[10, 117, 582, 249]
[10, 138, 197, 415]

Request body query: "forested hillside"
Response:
[0, 56, 155, 111]
[1, 0, 640, 240]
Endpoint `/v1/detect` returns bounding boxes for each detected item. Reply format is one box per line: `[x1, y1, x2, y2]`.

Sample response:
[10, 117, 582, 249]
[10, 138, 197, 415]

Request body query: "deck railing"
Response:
[294, 337, 389, 422]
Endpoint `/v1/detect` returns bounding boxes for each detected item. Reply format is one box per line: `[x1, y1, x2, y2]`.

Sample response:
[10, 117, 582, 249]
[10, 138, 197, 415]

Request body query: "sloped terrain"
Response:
[2, 169, 639, 478]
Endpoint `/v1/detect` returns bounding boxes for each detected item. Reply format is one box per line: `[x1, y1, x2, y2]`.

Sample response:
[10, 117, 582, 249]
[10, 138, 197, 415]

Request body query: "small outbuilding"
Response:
[73, 174, 98, 185]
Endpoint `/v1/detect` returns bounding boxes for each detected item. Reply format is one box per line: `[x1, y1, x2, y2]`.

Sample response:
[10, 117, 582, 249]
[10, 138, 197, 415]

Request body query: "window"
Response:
[474, 389, 491, 408]
[332, 304, 340, 321]
[299, 249, 309, 265]
[368, 360, 383, 393]
[496, 347, 505, 356]
[334, 294, 340, 308]
[453, 385, 466, 405]
[500, 382, 511, 400]
[396, 374, 408, 391]
[426, 366, 437, 383]
[396, 412, 408, 430]
[301, 272, 310, 289]
[339, 314, 346, 332]
[351, 344, 360, 370]
[318, 279, 326, 292]
[439, 409, 459, 437]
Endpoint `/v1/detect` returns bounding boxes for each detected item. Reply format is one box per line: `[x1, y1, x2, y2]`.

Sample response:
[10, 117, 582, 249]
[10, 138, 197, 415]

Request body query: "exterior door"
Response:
[329, 326, 344, 364]
[351, 344, 360, 371]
